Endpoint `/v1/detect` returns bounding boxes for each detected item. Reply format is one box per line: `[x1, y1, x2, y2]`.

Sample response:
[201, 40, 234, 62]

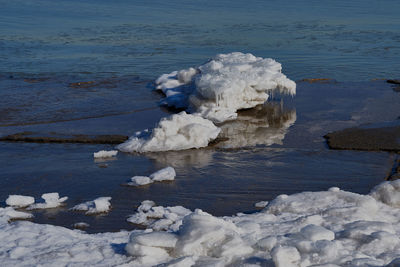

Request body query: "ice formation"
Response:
[128, 176, 153, 186]
[2, 180, 400, 265]
[126, 200, 191, 231]
[93, 150, 118, 158]
[127, 167, 176, 186]
[6, 195, 35, 208]
[149, 166, 176, 181]
[117, 112, 220, 153]
[156, 52, 296, 123]
[118, 52, 296, 153]
[27, 193, 68, 210]
[71, 197, 112, 215]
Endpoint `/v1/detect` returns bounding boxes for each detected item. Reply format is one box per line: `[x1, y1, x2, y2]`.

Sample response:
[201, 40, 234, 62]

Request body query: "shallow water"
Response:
[1, 80, 399, 233]
[1, 0, 400, 80]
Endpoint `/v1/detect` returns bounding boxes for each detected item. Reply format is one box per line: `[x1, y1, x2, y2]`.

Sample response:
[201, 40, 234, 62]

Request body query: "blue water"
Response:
[1, 0, 400, 80]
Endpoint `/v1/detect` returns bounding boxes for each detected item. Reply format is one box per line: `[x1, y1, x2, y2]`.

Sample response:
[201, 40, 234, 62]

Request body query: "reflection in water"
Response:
[147, 149, 214, 169]
[147, 101, 296, 167]
[216, 101, 296, 148]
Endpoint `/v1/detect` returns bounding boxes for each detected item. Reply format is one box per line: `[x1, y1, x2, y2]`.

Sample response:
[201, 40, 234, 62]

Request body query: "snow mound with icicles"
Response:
[156, 52, 296, 123]
[117, 52, 295, 153]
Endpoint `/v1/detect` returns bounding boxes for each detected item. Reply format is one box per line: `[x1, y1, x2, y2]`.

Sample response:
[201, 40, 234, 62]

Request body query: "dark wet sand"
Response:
[325, 125, 400, 153]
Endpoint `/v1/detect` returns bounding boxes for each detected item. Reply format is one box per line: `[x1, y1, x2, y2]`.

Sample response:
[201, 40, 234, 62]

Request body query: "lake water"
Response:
[0, 0, 400, 233]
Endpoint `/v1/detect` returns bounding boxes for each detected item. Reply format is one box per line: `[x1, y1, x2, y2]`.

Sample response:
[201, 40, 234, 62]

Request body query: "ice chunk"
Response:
[300, 224, 335, 241]
[93, 150, 118, 158]
[0, 207, 33, 222]
[6, 195, 35, 208]
[117, 112, 220, 152]
[28, 193, 68, 209]
[71, 197, 112, 214]
[127, 201, 191, 231]
[127, 176, 153, 186]
[271, 246, 301, 267]
[254, 201, 269, 208]
[156, 52, 296, 123]
[150, 167, 176, 181]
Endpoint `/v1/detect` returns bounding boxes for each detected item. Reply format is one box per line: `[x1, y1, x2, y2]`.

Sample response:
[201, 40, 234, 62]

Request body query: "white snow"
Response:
[127, 167, 176, 186]
[71, 197, 112, 215]
[93, 150, 118, 158]
[3, 180, 400, 266]
[117, 112, 220, 153]
[6, 195, 35, 208]
[28, 193, 68, 209]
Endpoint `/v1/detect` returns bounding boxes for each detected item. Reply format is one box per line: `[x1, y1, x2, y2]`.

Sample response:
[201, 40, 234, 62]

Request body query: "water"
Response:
[1, 0, 400, 80]
[0, 1, 400, 233]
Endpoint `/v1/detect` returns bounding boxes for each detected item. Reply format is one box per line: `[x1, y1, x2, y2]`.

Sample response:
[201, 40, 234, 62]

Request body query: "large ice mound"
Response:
[118, 52, 295, 153]
[156, 52, 296, 123]
[117, 112, 220, 153]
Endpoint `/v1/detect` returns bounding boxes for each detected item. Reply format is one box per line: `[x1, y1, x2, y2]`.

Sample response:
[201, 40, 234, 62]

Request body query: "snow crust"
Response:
[127, 167, 176, 186]
[117, 112, 220, 153]
[28, 193, 68, 209]
[6, 195, 35, 208]
[93, 150, 118, 158]
[3, 180, 400, 266]
[71, 197, 112, 214]
[118, 52, 296, 153]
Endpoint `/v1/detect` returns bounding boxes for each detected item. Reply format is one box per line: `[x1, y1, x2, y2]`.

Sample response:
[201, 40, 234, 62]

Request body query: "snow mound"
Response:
[122, 180, 400, 266]
[28, 193, 68, 210]
[156, 52, 296, 123]
[71, 197, 112, 214]
[117, 112, 220, 153]
[6, 195, 35, 208]
[93, 150, 118, 158]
